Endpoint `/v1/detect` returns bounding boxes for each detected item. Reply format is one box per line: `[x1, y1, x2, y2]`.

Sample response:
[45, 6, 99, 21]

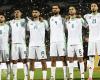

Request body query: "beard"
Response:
[15, 14, 21, 19]
[15, 16, 20, 19]
[33, 16, 38, 18]
[91, 9, 97, 13]
[0, 20, 3, 23]
[69, 13, 74, 15]
[92, 10, 96, 13]
[52, 12, 59, 15]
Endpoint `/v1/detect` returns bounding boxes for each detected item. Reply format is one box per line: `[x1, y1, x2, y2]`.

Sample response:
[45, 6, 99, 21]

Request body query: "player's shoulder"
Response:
[27, 18, 34, 26]
[76, 15, 82, 19]
[5, 20, 10, 25]
[42, 19, 49, 27]
[97, 13, 100, 15]
[84, 13, 92, 19]
[96, 13, 100, 17]
[43, 19, 47, 22]
[8, 19, 17, 25]
[3, 22, 10, 30]
[42, 19, 48, 23]
[84, 13, 91, 16]
[9, 19, 14, 23]
[19, 18, 26, 23]
[49, 16, 54, 20]
[26, 17, 32, 22]
[27, 19, 33, 24]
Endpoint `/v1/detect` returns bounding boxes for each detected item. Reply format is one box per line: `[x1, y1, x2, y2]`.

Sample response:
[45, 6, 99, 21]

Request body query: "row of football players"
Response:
[0, 2, 99, 80]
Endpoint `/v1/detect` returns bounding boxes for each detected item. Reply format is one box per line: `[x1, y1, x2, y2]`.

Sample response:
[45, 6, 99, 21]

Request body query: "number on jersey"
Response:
[34, 25, 37, 29]
[92, 19, 96, 24]
[72, 24, 74, 28]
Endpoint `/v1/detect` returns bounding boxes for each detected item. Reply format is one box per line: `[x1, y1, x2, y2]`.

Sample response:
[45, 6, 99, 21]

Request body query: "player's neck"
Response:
[0, 22, 5, 26]
[54, 13, 60, 17]
[92, 11, 98, 15]
[33, 17, 39, 21]
[70, 15, 76, 19]
[15, 17, 21, 20]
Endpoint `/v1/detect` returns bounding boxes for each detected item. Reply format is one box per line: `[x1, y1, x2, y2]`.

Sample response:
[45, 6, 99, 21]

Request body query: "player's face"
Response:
[69, 7, 76, 15]
[14, 10, 22, 18]
[91, 3, 98, 12]
[32, 10, 40, 18]
[0, 15, 5, 23]
[52, 5, 60, 15]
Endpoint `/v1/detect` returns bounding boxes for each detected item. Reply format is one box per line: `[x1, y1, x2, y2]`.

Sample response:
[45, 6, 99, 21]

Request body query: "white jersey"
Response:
[27, 19, 48, 46]
[0, 24, 9, 50]
[50, 15, 66, 43]
[66, 18, 86, 45]
[9, 19, 26, 44]
[84, 13, 100, 42]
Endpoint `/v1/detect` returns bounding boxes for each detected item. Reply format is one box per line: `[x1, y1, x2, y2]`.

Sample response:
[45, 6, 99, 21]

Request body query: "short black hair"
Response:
[68, 6, 76, 9]
[91, 2, 99, 7]
[0, 13, 4, 16]
[31, 7, 40, 12]
[12, 7, 23, 13]
[68, 5, 78, 10]
[0, 9, 4, 16]
[51, 3, 61, 9]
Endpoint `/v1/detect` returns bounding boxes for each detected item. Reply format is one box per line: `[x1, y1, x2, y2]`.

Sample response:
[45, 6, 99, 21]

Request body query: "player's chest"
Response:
[66, 20, 82, 30]
[29, 22, 45, 31]
[87, 16, 100, 25]
[50, 18, 63, 26]
[11, 21, 25, 29]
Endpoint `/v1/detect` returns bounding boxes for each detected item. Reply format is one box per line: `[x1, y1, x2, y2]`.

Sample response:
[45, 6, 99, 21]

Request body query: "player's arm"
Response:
[25, 17, 30, 46]
[44, 19, 49, 31]
[45, 18, 50, 55]
[81, 17, 89, 29]
[63, 17, 68, 39]
[82, 16, 89, 43]
[62, 17, 68, 32]
[83, 14, 90, 28]
[45, 18, 50, 38]
[6, 21, 12, 44]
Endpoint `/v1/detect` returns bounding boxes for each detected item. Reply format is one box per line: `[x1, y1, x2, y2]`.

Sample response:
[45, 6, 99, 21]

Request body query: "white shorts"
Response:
[28, 44, 47, 60]
[88, 41, 100, 56]
[11, 43, 27, 60]
[50, 42, 66, 57]
[0, 45, 10, 62]
[67, 44, 83, 57]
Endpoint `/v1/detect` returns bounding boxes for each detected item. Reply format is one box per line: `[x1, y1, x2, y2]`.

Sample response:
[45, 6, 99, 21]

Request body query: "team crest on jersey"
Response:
[30, 23, 33, 25]
[89, 16, 92, 19]
[21, 22, 25, 27]
[5, 54, 9, 59]
[51, 19, 54, 21]
[68, 21, 70, 23]
[63, 48, 66, 52]
[41, 51, 45, 58]
[0, 30, 2, 34]
[13, 20, 16, 23]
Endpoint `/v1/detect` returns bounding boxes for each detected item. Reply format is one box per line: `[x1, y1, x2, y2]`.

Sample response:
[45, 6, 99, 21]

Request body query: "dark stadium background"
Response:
[1, 0, 100, 20]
